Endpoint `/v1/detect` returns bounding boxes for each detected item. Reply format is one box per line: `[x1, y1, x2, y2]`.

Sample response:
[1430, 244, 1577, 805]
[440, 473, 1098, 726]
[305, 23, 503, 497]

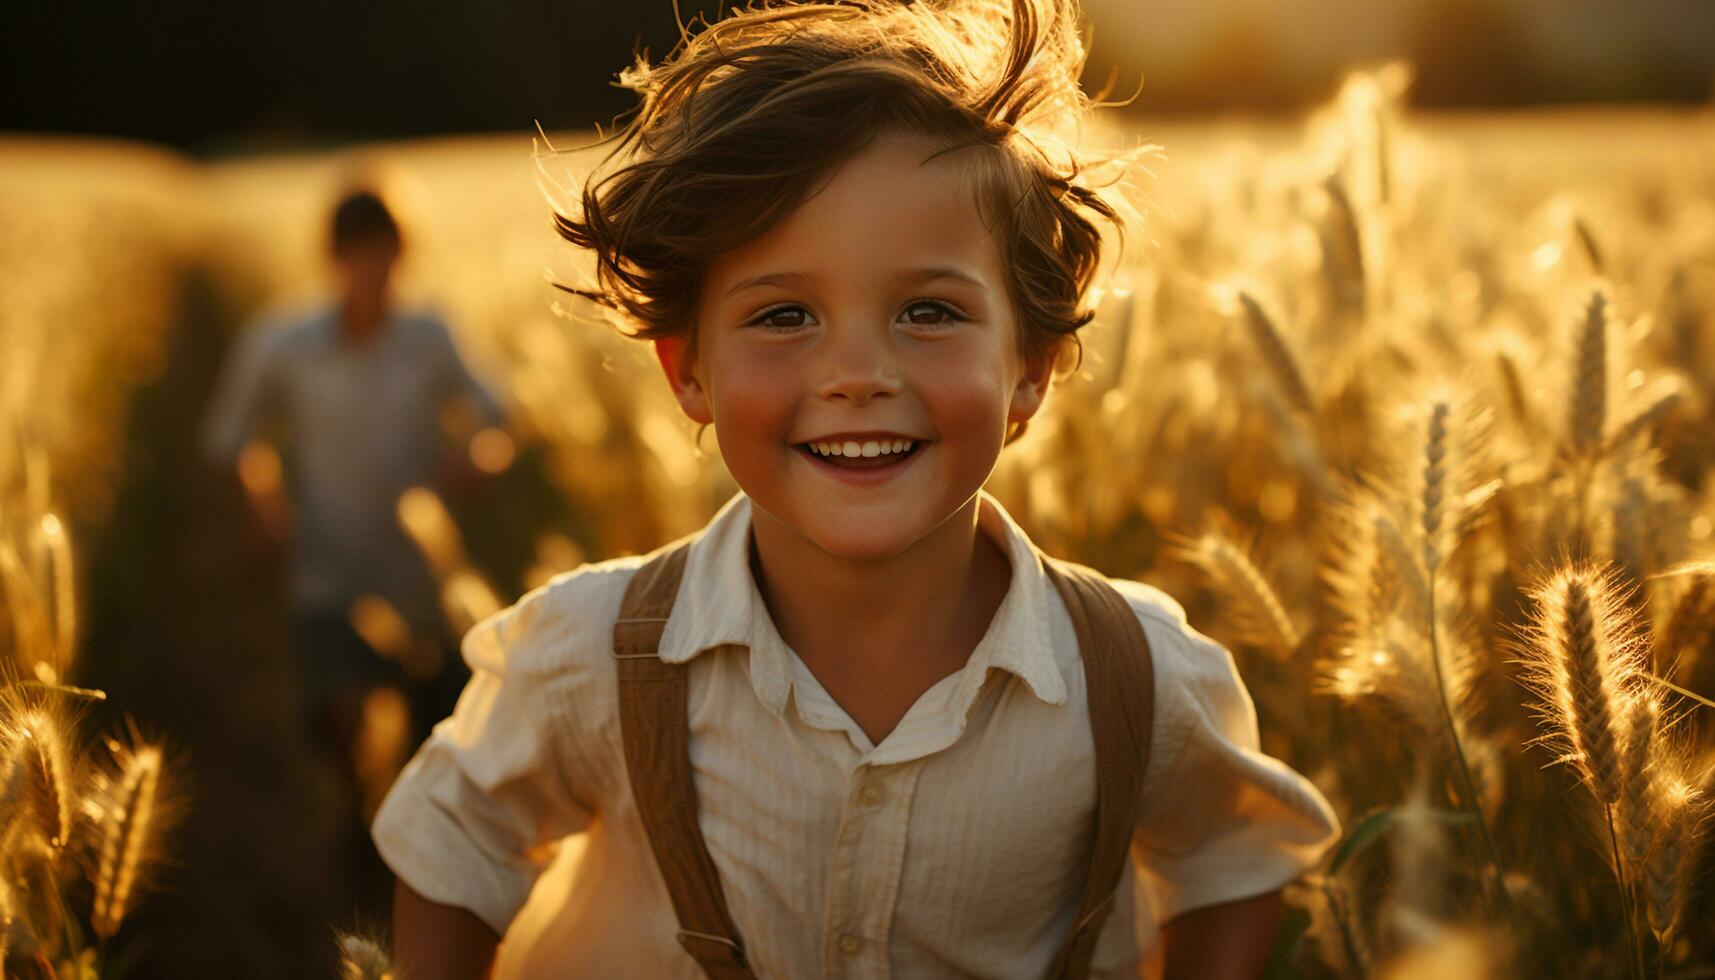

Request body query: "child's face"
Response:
[656, 131, 1053, 561]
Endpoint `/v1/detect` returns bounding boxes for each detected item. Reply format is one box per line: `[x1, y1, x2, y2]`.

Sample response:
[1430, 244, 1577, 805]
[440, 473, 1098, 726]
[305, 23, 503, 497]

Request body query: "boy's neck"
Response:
[339, 295, 389, 345]
[747, 494, 1013, 743]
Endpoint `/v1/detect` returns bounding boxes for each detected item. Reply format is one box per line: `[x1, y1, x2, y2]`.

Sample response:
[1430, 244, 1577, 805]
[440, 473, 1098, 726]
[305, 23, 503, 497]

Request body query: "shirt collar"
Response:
[655, 489, 1068, 714]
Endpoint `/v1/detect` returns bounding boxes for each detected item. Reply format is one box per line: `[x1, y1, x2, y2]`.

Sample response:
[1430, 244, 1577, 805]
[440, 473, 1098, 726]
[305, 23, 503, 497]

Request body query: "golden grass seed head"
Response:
[1621, 697, 1709, 946]
[1318, 613, 1466, 742]
[1318, 175, 1366, 317]
[33, 512, 77, 669]
[0, 872, 12, 963]
[1421, 400, 1449, 571]
[1317, 489, 1397, 640]
[1374, 509, 1431, 626]
[1643, 767, 1710, 945]
[0, 703, 77, 852]
[337, 931, 395, 980]
[1561, 581, 1622, 804]
[1605, 379, 1683, 454]
[0, 537, 55, 675]
[1664, 572, 1715, 682]
[1235, 290, 1315, 417]
[1611, 475, 1648, 587]
[1571, 215, 1604, 275]
[1616, 694, 1659, 866]
[1174, 523, 1301, 657]
[1568, 288, 1608, 458]
[1521, 563, 1647, 807]
[90, 741, 165, 939]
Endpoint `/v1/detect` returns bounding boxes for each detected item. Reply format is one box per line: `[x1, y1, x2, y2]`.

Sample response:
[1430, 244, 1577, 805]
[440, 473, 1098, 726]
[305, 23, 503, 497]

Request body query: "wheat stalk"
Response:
[34, 513, 76, 667]
[0, 873, 12, 964]
[1605, 382, 1683, 453]
[1663, 572, 1715, 679]
[1532, 572, 1631, 804]
[1572, 215, 1605, 275]
[2, 706, 76, 852]
[1421, 401, 1449, 573]
[1569, 289, 1608, 459]
[1320, 176, 1366, 317]
[1522, 563, 1654, 975]
[90, 741, 164, 939]
[337, 931, 396, 980]
[1374, 510, 1430, 625]
[1616, 696, 1657, 867]
[1642, 768, 1707, 948]
[1408, 396, 1514, 913]
[1237, 291, 1315, 416]
[1612, 476, 1649, 591]
[1178, 527, 1301, 657]
[0, 537, 53, 672]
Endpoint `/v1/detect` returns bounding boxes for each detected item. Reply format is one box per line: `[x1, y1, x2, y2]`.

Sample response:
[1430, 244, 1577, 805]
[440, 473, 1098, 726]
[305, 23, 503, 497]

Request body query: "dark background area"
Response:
[3, 0, 1713, 156]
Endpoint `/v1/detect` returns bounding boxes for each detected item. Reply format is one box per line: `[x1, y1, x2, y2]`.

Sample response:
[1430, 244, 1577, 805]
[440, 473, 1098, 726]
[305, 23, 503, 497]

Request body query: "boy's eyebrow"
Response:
[900, 267, 988, 291]
[724, 267, 988, 298]
[726, 271, 810, 298]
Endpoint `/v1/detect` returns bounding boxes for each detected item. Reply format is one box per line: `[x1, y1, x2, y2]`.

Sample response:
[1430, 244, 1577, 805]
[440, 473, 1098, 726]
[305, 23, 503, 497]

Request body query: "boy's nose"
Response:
[815, 335, 903, 404]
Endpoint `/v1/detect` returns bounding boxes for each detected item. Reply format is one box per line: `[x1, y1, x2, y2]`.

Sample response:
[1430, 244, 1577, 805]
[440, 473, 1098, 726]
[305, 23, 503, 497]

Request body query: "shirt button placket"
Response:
[824, 761, 923, 978]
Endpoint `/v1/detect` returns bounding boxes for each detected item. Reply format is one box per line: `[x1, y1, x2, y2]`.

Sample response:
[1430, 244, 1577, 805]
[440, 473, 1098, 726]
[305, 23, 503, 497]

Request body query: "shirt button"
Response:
[859, 783, 884, 805]
[838, 933, 862, 956]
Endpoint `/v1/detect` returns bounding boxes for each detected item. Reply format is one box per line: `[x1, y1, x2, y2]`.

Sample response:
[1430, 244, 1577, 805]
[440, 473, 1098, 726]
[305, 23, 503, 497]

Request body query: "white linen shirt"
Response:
[371, 490, 1340, 978]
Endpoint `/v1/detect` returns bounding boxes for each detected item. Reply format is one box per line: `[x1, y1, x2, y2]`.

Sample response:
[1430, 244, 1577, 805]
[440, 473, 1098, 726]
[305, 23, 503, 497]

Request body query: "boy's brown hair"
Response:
[330, 188, 403, 255]
[550, 0, 1138, 443]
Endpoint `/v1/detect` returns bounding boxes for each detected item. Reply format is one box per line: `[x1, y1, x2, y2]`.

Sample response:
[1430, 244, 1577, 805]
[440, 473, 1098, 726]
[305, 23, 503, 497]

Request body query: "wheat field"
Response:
[4, 68, 1715, 977]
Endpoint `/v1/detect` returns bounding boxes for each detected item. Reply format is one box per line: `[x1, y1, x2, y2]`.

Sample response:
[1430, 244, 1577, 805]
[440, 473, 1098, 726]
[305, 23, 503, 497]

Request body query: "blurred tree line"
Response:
[3, 0, 1713, 154]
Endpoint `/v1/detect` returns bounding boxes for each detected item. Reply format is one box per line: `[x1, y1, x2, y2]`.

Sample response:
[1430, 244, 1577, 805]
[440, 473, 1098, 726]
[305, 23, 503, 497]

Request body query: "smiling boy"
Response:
[373, 2, 1339, 977]
[670, 131, 1041, 747]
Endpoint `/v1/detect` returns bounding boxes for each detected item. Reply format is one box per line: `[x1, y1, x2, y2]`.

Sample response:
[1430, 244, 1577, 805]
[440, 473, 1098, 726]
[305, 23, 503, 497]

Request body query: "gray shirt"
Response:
[202, 303, 504, 630]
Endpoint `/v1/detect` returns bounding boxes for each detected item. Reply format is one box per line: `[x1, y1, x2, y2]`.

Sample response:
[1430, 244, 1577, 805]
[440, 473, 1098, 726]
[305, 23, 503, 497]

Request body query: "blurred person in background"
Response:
[200, 187, 507, 902]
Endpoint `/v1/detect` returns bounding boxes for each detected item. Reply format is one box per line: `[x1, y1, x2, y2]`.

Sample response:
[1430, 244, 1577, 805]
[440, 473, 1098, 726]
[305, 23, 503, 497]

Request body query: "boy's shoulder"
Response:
[234, 302, 328, 356]
[460, 553, 655, 679]
[387, 304, 459, 344]
[1048, 559, 1238, 690]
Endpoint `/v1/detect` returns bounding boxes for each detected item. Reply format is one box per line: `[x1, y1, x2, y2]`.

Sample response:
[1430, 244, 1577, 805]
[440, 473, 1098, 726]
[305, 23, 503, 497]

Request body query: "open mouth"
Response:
[793, 438, 925, 471]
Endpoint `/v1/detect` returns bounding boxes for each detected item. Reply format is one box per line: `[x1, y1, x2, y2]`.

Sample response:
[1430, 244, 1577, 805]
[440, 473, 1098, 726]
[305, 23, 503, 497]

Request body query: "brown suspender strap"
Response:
[612, 541, 757, 979]
[1041, 557, 1156, 980]
[613, 543, 1154, 980]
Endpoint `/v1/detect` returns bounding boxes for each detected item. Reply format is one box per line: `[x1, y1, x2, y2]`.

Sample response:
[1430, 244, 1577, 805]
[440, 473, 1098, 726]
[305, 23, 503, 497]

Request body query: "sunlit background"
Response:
[4, 1, 1715, 978]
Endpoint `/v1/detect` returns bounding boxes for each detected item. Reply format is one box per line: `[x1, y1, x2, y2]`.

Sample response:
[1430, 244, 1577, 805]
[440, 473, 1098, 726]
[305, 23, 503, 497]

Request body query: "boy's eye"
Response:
[750, 305, 811, 331]
[902, 300, 965, 328]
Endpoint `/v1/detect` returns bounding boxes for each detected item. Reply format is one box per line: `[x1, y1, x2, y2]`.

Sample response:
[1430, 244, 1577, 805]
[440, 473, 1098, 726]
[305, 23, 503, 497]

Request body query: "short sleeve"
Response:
[424, 314, 506, 428]
[201, 317, 286, 468]
[1120, 585, 1341, 923]
[370, 593, 598, 935]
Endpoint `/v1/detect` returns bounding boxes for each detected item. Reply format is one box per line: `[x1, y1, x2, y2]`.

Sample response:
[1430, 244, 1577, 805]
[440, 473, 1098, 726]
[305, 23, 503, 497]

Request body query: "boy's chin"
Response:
[802, 525, 926, 562]
[790, 511, 940, 564]
[751, 501, 932, 562]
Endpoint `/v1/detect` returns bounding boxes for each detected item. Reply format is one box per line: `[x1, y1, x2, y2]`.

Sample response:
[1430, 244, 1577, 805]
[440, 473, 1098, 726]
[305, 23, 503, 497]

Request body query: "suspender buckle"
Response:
[613, 615, 671, 659]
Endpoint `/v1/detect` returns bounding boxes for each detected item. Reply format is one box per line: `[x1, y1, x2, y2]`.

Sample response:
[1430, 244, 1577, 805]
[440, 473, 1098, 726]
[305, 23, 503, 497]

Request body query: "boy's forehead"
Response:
[709, 134, 999, 283]
[805, 132, 978, 209]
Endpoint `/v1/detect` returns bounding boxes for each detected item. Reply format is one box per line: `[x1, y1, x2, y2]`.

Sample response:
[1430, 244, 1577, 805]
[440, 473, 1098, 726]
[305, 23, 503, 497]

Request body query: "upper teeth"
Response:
[807, 439, 916, 458]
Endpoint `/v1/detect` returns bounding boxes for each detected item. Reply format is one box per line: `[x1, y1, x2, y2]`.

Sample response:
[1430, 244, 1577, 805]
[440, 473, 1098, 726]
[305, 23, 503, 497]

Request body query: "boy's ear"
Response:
[1006, 337, 1059, 427]
[653, 335, 714, 425]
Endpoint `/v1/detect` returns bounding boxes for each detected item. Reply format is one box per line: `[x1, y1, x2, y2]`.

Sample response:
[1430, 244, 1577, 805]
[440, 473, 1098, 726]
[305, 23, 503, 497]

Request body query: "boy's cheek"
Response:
[708, 363, 798, 444]
[920, 367, 1016, 436]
